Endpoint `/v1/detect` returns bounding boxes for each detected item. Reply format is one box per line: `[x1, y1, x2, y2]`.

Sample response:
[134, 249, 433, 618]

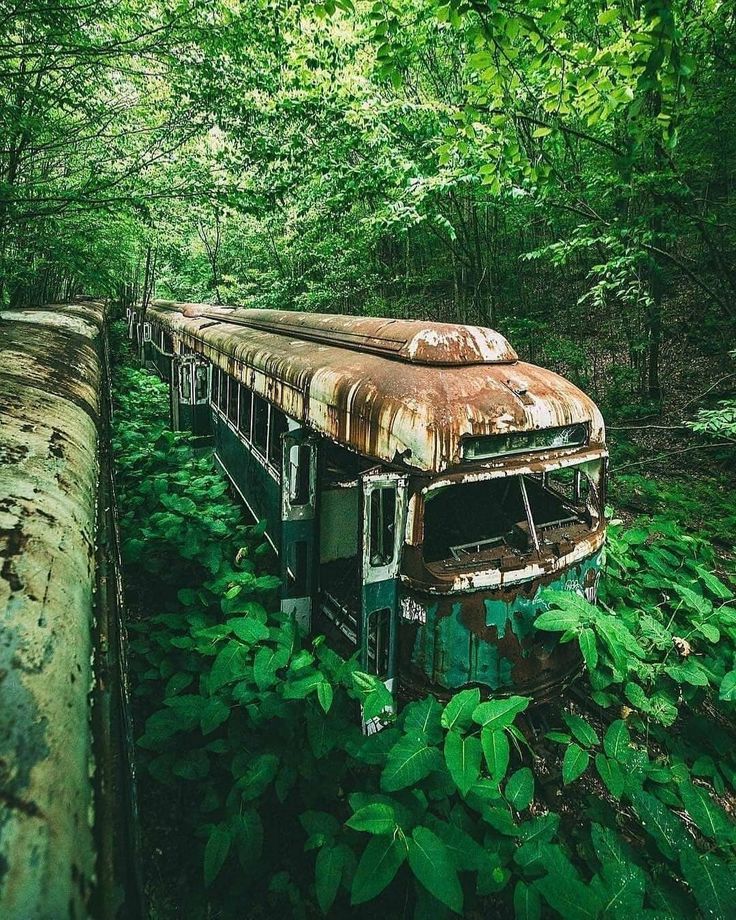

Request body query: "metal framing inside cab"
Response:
[131, 300, 607, 699]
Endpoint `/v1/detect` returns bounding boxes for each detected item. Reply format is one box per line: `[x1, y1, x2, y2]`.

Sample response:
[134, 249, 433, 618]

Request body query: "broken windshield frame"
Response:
[421, 459, 603, 566]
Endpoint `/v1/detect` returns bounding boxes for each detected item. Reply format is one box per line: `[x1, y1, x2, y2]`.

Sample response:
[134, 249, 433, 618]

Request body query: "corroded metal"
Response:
[146, 301, 605, 475]
[143, 300, 608, 699]
[0, 301, 139, 919]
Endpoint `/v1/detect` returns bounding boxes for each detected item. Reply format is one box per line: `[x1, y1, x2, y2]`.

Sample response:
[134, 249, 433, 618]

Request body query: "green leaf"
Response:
[719, 670, 736, 702]
[630, 790, 681, 860]
[200, 697, 230, 735]
[382, 733, 442, 792]
[404, 695, 444, 743]
[237, 753, 279, 801]
[505, 768, 534, 811]
[678, 780, 736, 842]
[679, 846, 736, 918]
[533, 610, 582, 632]
[604, 720, 632, 762]
[204, 824, 231, 887]
[562, 712, 599, 747]
[562, 743, 590, 785]
[230, 616, 269, 644]
[595, 754, 625, 799]
[347, 802, 398, 835]
[514, 880, 541, 920]
[579, 627, 598, 671]
[210, 641, 247, 693]
[472, 696, 529, 730]
[351, 835, 406, 905]
[407, 826, 463, 914]
[695, 565, 734, 600]
[444, 729, 481, 796]
[317, 680, 334, 713]
[481, 727, 510, 783]
[315, 843, 349, 914]
[441, 688, 480, 732]
[531, 125, 553, 138]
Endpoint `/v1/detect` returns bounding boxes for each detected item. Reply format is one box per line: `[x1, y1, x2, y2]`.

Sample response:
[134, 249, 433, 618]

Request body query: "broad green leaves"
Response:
[444, 729, 481, 795]
[562, 743, 589, 785]
[472, 696, 529, 730]
[382, 733, 443, 791]
[351, 835, 406, 905]
[407, 827, 463, 913]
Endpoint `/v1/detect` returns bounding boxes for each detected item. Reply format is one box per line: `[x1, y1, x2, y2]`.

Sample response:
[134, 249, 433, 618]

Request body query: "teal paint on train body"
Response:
[402, 549, 602, 694]
[212, 414, 281, 549]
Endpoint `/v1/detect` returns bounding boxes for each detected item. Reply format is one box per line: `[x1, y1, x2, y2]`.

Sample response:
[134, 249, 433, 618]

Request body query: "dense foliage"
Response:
[3, 0, 735, 413]
[112, 333, 736, 919]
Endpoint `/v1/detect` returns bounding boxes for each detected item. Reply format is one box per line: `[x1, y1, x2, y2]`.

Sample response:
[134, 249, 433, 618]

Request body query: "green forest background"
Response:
[3, 1, 736, 917]
[2, 0, 735, 420]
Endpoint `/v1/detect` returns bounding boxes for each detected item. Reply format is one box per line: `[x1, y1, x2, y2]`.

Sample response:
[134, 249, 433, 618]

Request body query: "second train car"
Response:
[129, 301, 607, 700]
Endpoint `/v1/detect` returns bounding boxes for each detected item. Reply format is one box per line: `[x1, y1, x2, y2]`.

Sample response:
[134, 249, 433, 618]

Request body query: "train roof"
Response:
[147, 301, 606, 474]
[0, 299, 106, 913]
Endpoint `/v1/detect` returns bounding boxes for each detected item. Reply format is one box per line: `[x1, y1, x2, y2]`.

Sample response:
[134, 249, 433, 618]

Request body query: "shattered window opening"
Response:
[423, 462, 602, 565]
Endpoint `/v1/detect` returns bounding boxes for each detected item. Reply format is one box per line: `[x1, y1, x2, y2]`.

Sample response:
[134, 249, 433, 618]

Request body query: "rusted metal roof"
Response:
[0, 300, 105, 917]
[154, 301, 518, 366]
[148, 301, 606, 474]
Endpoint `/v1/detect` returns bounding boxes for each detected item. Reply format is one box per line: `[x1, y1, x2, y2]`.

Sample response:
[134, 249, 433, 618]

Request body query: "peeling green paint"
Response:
[408, 550, 602, 692]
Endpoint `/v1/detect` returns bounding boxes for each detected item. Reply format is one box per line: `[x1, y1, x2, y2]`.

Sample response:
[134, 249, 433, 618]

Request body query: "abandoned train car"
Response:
[0, 300, 140, 919]
[130, 300, 607, 699]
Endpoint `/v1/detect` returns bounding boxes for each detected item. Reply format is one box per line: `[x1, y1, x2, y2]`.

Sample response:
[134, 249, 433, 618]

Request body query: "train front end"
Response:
[397, 376, 607, 701]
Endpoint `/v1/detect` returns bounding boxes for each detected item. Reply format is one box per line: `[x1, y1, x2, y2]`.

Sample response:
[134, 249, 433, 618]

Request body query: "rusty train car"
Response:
[130, 300, 607, 701]
[0, 300, 140, 918]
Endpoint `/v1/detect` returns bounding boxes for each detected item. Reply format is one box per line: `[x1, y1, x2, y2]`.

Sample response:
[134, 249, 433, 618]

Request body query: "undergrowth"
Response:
[112, 326, 736, 919]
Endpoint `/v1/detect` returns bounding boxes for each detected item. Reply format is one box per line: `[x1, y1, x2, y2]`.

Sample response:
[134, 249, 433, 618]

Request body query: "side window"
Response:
[227, 377, 239, 424]
[253, 395, 269, 454]
[288, 444, 312, 505]
[369, 486, 397, 567]
[238, 386, 252, 439]
[366, 609, 391, 678]
[179, 363, 192, 402]
[268, 408, 288, 468]
[211, 367, 219, 406]
[194, 365, 208, 402]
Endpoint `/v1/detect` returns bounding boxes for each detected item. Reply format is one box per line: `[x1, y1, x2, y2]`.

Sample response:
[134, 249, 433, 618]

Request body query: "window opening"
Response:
[369, 486, 396, 567]
[194, 365, 208, 403]
[238, 386, 252, 439]
[253, 395, 269, 454]
[179, 363, 192, 402]
[211, 367, 220, 406]
[288, 444, 312, 505]
[423, 462, 602, 565]
[268, 409, 289, 468]
[227, 377, 239, 424]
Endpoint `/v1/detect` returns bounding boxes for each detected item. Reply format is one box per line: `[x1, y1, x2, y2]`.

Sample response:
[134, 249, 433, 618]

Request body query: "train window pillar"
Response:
[359, 471, 408, 698]
[217, 370, 227, 413]
[143, 322, 151, 342]
[280, 430, 318, 634]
